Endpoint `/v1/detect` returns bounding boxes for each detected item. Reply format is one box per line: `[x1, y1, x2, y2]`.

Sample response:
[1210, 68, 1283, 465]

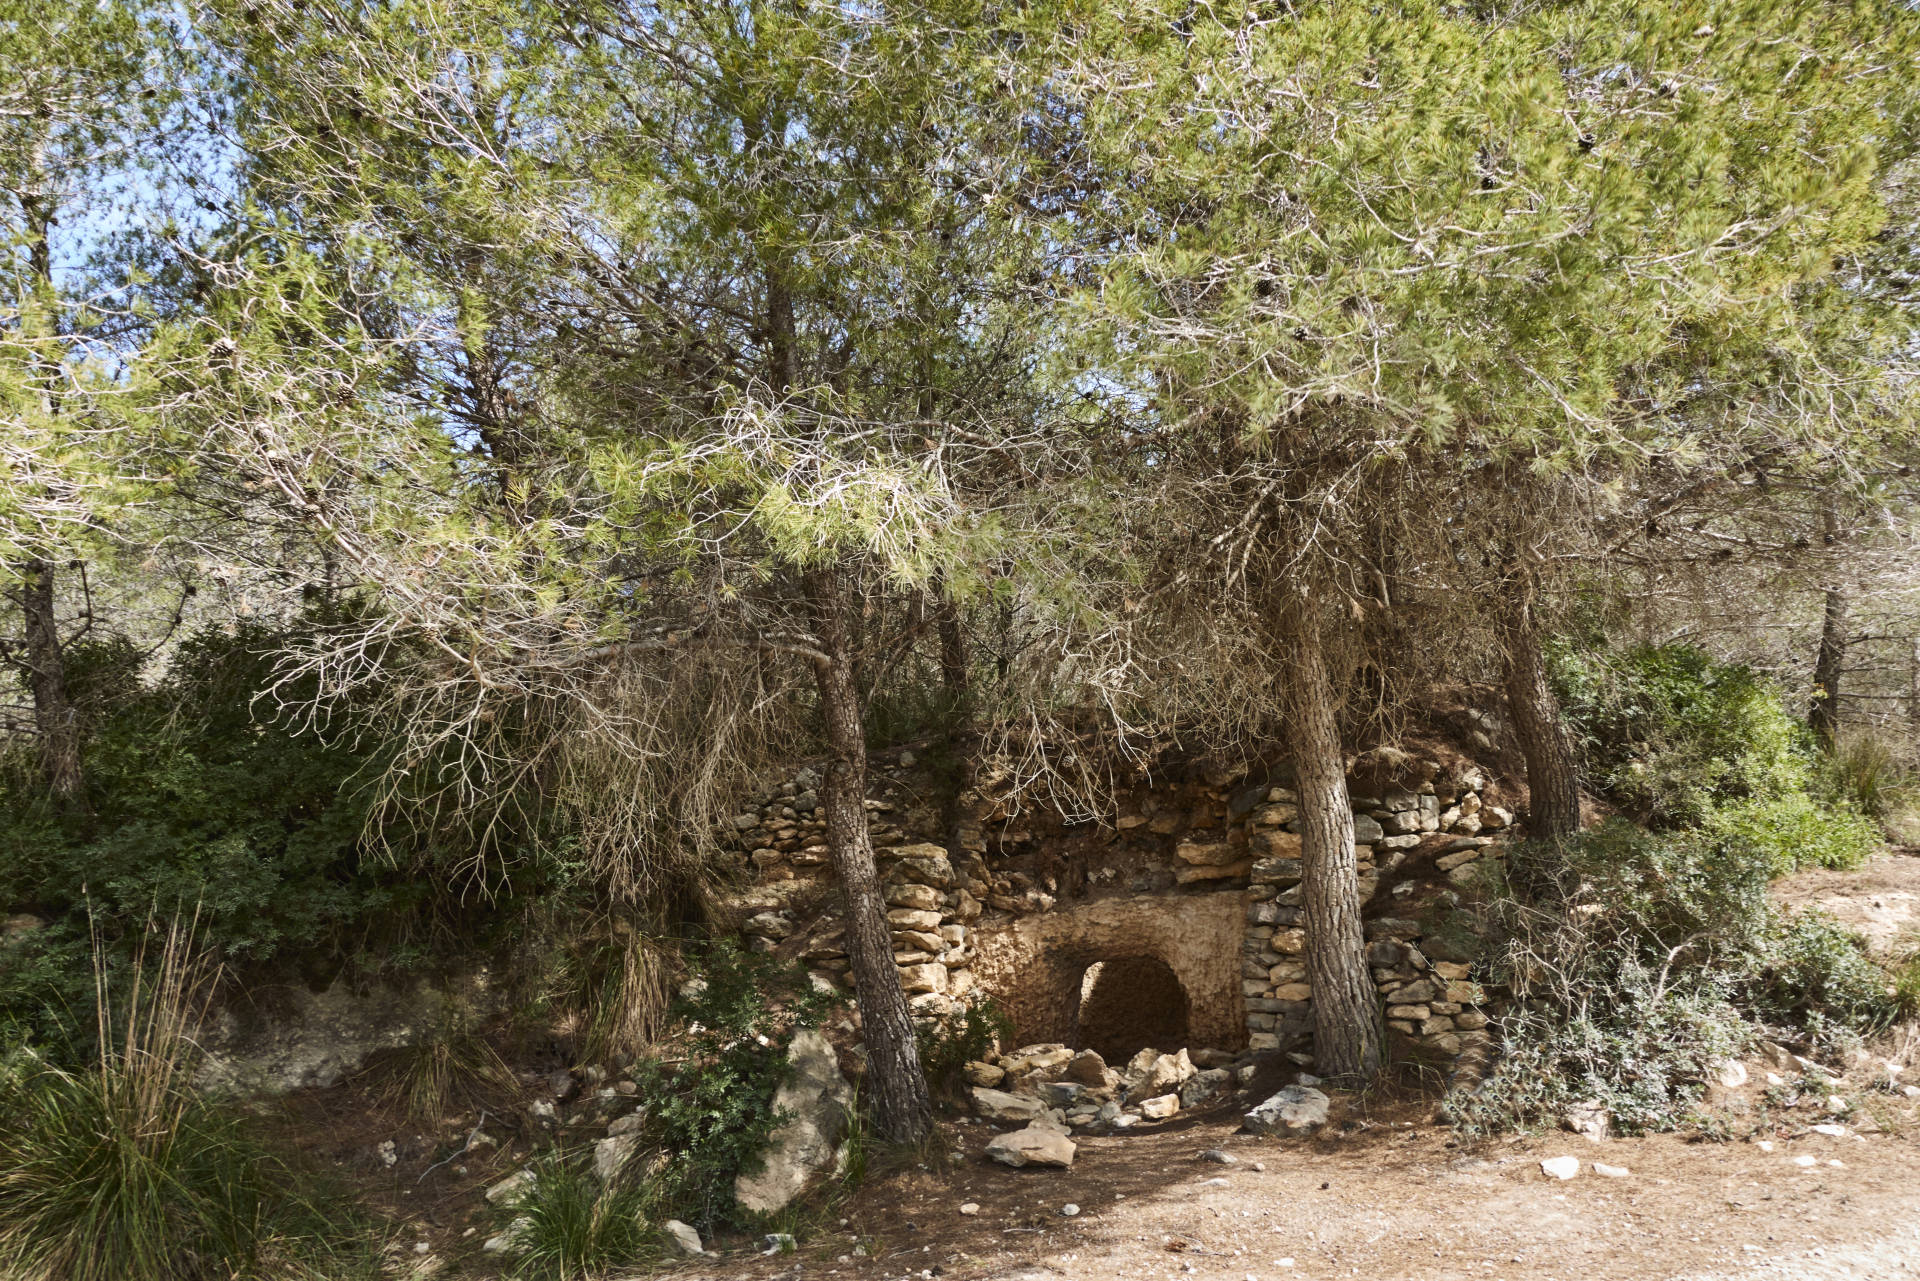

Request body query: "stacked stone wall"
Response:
[724, 743, 1513, 1068]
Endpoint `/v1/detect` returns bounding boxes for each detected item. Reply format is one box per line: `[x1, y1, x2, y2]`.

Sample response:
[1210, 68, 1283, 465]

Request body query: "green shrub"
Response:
[504, 1150, 657, 1281]
[1455, 822, 1900, 1137]
[0, 618, 586, 1057]
[915, 999, 1011, 1099]
[1552, 641, 1878, 870]
[626, 943, 843, 1232]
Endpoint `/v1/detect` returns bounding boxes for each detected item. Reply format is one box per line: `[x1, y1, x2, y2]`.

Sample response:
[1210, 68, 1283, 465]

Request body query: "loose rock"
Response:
[985, 1125, 1077, 1169]
[1540, 1156, 1582, 1180]
[1242, 1086, 1330, 1136]
[664, 1219, 705, 1255]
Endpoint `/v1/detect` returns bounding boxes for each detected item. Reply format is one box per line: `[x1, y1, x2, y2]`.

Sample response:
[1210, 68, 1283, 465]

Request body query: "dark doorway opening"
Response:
[1075, 956, 1191, 1062]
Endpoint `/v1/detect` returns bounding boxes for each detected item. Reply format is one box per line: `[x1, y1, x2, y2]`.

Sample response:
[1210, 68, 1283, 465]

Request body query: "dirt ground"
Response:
[1776, 849, 1920, 955]
[633, 1096, 1920, 1281]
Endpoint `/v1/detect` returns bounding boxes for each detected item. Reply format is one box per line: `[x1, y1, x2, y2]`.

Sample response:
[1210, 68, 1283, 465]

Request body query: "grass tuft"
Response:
[0, 915, 384, 1280]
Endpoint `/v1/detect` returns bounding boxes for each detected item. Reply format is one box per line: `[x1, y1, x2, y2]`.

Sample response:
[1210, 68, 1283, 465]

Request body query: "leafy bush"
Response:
[1552, 642, 1877, 870]
[627, 943, 842, 1232]
[0, 619, 583, 1054]
[915, 998, 1011, 1099]
[0, 623, 399, 964]
[1453, 821, 1900, 1137]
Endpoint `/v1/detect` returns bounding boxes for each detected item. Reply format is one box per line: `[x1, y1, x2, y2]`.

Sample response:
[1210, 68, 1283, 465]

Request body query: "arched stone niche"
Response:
[968, 891, 1247, 1053]
[1078, 957, 1191, 1061]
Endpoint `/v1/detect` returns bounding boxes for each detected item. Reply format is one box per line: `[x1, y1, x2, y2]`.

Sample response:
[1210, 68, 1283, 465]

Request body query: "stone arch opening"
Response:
[1074, 956, 1191, 1061]
[969, 892, 1247, 1052]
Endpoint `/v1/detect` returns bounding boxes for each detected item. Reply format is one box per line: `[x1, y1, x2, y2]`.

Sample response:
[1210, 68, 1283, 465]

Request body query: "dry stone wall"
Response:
[723, 746, 1513, 1069]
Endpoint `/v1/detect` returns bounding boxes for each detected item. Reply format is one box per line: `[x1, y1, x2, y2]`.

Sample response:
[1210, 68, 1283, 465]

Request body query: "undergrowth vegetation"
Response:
[1456, 643, 1906, 1136]
[499, 942, 846, 1274]
[1553, 641, 1880, 870]
[1453, 822, 1902, 1137]
[0, 619, 604, 1060]
[0, 923, 384, 1280]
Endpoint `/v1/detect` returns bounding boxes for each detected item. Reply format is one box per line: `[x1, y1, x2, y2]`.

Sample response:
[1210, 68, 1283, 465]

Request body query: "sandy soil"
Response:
[624, 1085, 1920, 1281]
[1775, 849, 1920, 955]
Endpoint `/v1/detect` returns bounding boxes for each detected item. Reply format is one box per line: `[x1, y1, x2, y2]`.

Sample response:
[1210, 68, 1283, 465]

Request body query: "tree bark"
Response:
[1281, 602, 1382, 1081]
[806, 565, 932, 1144]
[1809, 586, 1849, 750]
[933, 580, 977, 861]
[15, 151, 83, 809]
[20, 559, 83, 808]
[1500, 601, 1581, 842]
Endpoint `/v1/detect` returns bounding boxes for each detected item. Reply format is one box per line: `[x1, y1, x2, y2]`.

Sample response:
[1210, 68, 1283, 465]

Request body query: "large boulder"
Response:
[734, 1029, 856, 1214]
[1242, 1085, 1330, 1135]
[985, 1125, 1077, 1168]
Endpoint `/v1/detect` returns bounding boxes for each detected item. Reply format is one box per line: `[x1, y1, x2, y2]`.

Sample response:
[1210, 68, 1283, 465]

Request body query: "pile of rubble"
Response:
[959, 1040, 1336, 1170]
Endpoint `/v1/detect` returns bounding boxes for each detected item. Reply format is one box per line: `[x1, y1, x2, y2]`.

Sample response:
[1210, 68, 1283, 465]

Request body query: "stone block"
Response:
[1253, 829, 1303, 858]
[1176, 841, 1242, 867]
[1176, 859, 1252, 884]
[898, 962, 947, 994]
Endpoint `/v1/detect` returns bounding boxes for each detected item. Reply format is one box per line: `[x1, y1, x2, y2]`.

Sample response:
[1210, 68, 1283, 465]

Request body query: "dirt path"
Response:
[638, 1097, 1920, 1281]
[1775, 848, 1920, 954]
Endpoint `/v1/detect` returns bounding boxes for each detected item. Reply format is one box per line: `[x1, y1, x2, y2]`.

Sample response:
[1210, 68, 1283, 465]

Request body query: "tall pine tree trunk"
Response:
[1281, 602, 1381, 1080]
[16, 164, 83, 810]
[1499, 598, 1580, 842]
[807, 566, 932, 1144]
[1809, 586, 1849, 751]
[20, 559, 82, 807]
[933, 581, 976, 861]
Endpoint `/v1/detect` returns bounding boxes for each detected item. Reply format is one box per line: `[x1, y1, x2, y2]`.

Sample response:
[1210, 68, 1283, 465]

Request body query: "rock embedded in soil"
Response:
[1592, 1162, 1630, 1178]
[1561, 1102, 1611, 1142]
[735, 1027, 855, 1215]
[972, 1087, 1048, 1124]
[1180, 1068, 1232, 1108]
[1242, 1086, 1330, 1136]
[985, 1125, 1077, 1168]
[664, 1219, 705, 1254]
[483, 1216, 532, 1254]
[1540, 1156, 1582, 1180]
[485, 1169, 536, 1206]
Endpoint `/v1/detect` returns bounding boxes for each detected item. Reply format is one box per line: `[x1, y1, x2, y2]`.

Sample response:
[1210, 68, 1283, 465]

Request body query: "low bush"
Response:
[1453, 821, 1901, 1137]
[629, 943, 843, 1232]
[915, 999, 1012, 1099]
[489, 944, 846, 1270]
[1552, 641, 1878, 871]
[0, 618, 585, 1057]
